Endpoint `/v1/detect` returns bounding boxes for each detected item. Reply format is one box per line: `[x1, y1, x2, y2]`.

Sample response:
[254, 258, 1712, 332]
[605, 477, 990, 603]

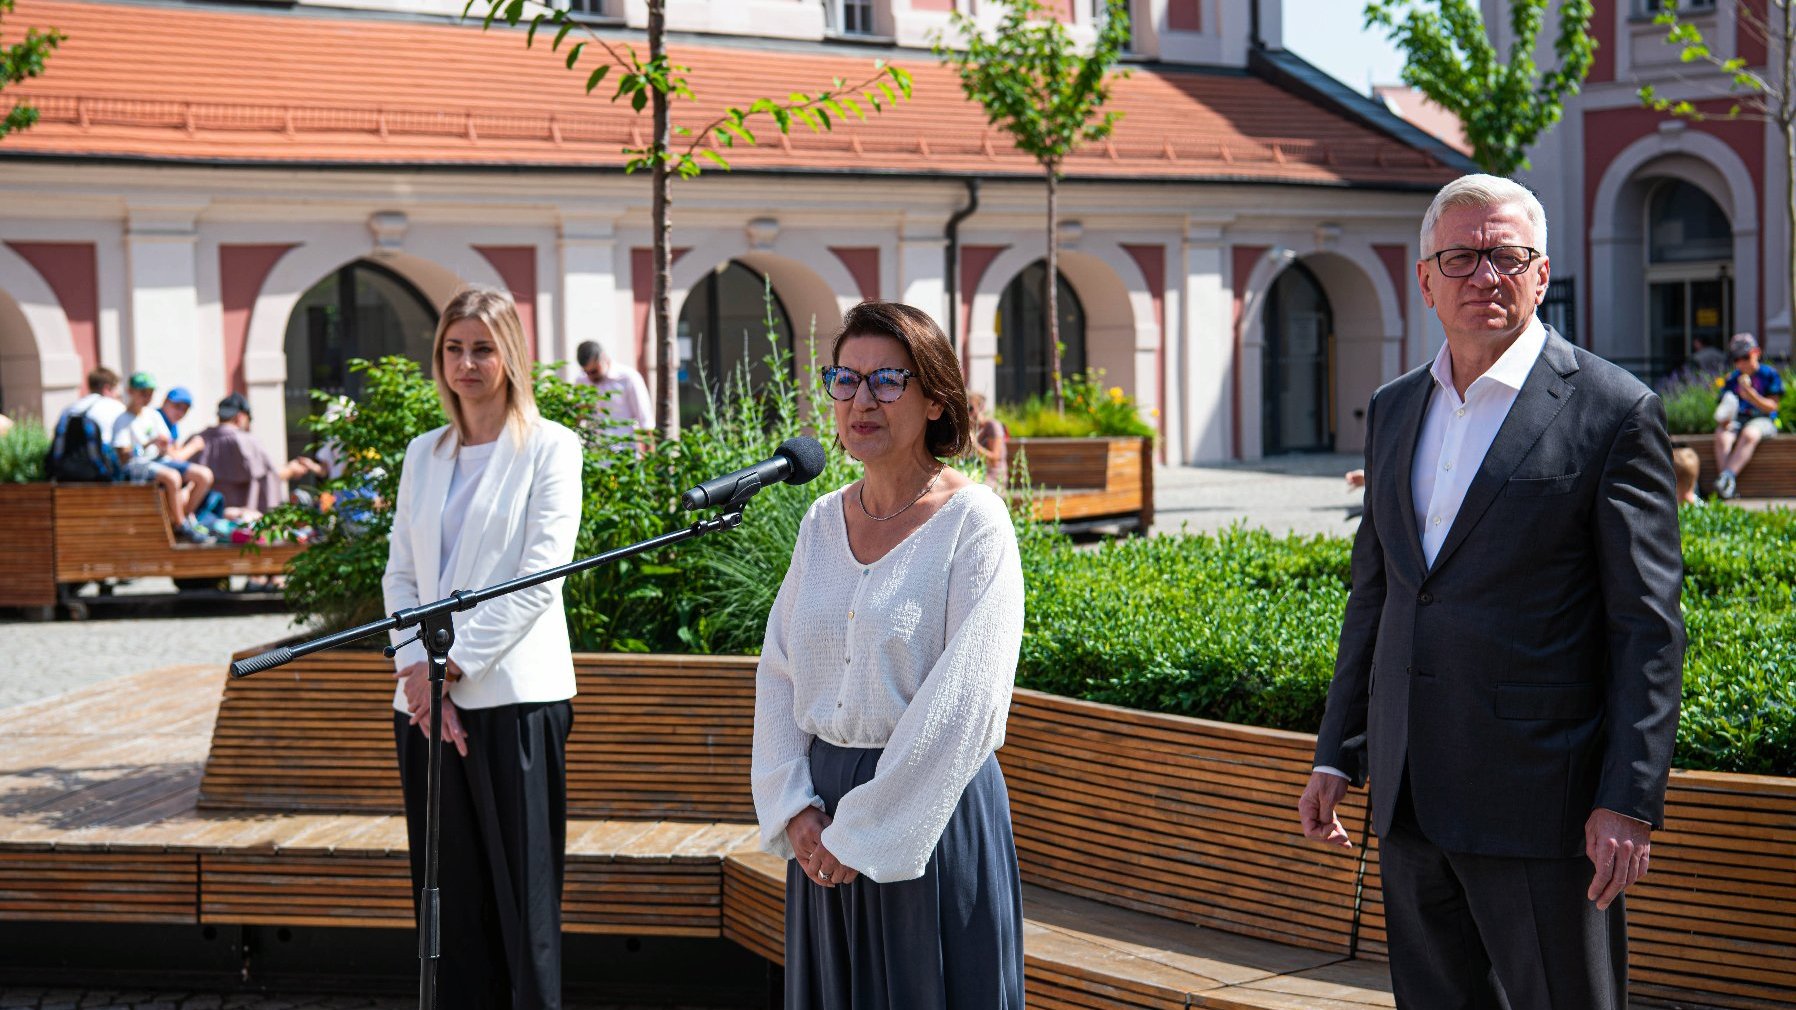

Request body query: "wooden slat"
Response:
[49, 483, 303, 582]
[1671, 433, 1796, 498]
[0, 483, 57, 607]
[1010, 437, 1153, 527]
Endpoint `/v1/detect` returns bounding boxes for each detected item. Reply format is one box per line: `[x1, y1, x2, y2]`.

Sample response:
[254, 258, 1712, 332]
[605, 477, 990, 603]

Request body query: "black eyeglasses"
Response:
[822, 366, 914, 403]
[1431, 245, 1541, 278]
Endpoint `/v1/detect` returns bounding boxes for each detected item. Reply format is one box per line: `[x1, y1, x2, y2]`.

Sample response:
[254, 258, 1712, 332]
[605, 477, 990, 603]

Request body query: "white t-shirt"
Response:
[111, 407, 173, 461]
[60, 393, 126, 446]
[439, 440, 498, 588]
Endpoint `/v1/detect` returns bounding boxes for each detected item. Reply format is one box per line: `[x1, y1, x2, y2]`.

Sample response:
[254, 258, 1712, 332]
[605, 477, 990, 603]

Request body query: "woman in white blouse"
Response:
[752, 301, 1026, 1008]
[382, 288, 583, 1010]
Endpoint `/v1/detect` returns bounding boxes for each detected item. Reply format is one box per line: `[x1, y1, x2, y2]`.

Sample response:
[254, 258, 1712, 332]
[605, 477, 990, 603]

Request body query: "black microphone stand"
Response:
[229, 504, 748, 1009]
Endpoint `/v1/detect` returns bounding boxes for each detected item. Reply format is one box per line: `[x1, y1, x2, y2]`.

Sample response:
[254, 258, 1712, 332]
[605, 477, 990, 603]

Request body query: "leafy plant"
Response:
[1366, 0, 1595, 175]
[998, 369, 1154, 438]
[0, 413, 48, 483]
[256, 357, 602, 632]
[0, 0, 63, 139]
[936, 0, 1131, 410]
[468, 0, 910, 437]
[1659, 365, 1796, 435]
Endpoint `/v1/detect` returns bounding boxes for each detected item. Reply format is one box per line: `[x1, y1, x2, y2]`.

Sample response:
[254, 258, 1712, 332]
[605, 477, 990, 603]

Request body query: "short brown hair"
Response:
[832, 301, 970, 458]
[1672, 447, 1700, 502]
[86, 367, 119, 393]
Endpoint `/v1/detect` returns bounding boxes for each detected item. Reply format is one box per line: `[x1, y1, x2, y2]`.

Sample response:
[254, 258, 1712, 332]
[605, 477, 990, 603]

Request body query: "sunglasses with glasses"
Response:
[1430, 245, 1541, 278]
[822, 366, 915, 403]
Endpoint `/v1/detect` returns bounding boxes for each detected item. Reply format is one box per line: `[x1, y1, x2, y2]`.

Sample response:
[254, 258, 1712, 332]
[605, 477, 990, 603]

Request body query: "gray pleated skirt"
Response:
[784, 739, 1025, 1010]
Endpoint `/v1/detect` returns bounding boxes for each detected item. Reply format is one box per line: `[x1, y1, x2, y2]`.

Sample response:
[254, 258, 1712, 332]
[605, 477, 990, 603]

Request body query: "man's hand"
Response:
[1298, 771, 1354, 849]
[1585, 808, 1652, 910]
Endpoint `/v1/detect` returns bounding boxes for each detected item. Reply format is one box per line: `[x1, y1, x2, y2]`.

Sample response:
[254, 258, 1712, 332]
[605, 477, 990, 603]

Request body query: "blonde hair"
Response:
[432, 287, 538, 450]
[1420, 174, 1548, 258]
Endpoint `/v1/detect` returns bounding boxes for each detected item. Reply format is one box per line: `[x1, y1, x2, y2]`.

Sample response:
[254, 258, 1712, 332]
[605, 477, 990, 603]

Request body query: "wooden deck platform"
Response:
[0, 663, 1402, 1008]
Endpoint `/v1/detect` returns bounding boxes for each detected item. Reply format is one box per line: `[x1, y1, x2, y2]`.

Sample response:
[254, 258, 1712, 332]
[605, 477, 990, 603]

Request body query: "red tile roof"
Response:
[2, 0, 1458, 187]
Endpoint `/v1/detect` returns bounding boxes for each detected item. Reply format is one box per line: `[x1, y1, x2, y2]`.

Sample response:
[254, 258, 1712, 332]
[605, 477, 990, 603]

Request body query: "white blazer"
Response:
[383, 416, 583, 712]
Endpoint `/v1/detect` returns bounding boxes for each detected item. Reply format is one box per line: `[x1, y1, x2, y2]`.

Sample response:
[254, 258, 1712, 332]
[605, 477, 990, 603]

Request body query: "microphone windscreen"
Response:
[776, 436, 828, 486]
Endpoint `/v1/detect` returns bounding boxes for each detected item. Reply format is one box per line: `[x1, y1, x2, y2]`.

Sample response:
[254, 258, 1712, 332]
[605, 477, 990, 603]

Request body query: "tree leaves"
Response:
[1367, 0, 1594, 175]
[0, 0, 64, 140]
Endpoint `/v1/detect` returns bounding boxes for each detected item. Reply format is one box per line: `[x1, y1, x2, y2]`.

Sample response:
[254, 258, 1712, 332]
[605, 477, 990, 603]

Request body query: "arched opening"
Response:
[675, 260, 795, 428]
[0, 288, 39, 419]
[995, 262, 1085, 405]
[1260, 263, 1334, 455]
[283, 260, 438, 458]
[1647, 179, 1733, 376]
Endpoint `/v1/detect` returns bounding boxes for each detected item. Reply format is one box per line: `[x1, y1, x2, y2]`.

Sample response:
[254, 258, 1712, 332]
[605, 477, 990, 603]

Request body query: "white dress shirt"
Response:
[1316, 317, 1546, 782]
[751, 484, 1024, 884]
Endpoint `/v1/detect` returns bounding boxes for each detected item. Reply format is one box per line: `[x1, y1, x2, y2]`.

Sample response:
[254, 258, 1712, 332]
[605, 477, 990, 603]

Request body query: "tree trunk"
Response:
[650, 0, 677, 439]
[1046, 165, 1063, 411]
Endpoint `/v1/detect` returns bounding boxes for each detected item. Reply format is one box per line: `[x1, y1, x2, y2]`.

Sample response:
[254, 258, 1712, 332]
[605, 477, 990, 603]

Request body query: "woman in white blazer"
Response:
[382, 287, 583, 1010]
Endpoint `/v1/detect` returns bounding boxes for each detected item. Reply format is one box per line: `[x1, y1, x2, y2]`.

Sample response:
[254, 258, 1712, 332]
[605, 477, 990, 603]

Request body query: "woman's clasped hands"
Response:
[787, 806, 859, 887]
[395, 660, 469, 757]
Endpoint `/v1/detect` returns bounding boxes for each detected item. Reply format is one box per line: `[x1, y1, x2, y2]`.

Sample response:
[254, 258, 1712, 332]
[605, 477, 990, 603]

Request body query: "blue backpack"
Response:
[47, 406, 122, 482]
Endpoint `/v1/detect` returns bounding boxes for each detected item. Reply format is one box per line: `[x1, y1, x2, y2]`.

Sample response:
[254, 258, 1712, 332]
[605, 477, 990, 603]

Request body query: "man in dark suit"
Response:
[1298, 174, 1684, 1009]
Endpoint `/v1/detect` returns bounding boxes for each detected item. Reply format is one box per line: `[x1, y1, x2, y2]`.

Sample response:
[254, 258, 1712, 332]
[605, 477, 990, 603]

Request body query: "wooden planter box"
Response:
[1007, 435, 1154, 532]
[1672, 431, 1796, 498]
[198, 647, 1794, 1010]
[0, 482, 303, 613]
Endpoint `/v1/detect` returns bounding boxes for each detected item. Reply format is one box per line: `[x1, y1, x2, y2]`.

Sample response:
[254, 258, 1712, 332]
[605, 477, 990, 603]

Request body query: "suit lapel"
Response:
[415, 434, 455, 602]
[448, 425, 523, 593]
[1428, 329, 1579, 576]
[1385, 370, 1432, 584]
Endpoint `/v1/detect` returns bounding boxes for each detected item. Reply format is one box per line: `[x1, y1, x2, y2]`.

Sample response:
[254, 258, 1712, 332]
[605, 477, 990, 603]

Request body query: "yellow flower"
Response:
[1714, 376, 1726, 389]
[1149, 408, 1160, 418]
[1109, 386, 1125, 402]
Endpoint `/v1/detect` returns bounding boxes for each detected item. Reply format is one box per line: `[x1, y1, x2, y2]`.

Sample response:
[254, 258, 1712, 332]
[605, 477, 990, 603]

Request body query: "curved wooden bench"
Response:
[0, 482, 302, 612]
[1, 656, 1788, 1008]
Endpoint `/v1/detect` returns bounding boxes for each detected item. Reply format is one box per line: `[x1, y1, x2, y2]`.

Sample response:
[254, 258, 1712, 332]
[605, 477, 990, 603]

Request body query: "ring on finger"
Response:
[819, 869, 831, 881]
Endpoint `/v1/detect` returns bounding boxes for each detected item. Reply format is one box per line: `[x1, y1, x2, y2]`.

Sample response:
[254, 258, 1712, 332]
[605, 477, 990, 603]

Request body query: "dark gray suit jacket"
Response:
[1313, 326, 1685, 859]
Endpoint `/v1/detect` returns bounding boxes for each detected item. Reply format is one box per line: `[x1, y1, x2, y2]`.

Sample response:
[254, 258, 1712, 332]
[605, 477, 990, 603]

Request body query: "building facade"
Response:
[0, 0, 1467, 466]
[1511, 0, 1792, 379]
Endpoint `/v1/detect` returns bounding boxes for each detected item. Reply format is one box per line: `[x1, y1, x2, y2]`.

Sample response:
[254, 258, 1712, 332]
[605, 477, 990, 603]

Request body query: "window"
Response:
[554, 0, 612, 19]
[832, 0, 876, 36]
[1634, 0, 1715, 15]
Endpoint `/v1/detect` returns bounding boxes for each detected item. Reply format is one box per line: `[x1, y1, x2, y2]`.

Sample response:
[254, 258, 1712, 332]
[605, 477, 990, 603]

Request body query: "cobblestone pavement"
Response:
[0, 991, 710, 1009]
[1150, 452, 1367, 539]
[0, 587, 299, 710]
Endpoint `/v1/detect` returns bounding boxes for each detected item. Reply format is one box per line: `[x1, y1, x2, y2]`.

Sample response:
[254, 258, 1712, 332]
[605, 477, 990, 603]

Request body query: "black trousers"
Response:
[394, 700, 573, 1010]
[1380, 774, 1628, 1010]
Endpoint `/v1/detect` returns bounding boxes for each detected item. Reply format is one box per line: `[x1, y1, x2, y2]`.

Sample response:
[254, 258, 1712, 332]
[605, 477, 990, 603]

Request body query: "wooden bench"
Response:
[1009, 436, 1155, 532]
[0, 482, 303, 617]
[1672, 432, 1796, 498]
[2, 654, 1788, 1008]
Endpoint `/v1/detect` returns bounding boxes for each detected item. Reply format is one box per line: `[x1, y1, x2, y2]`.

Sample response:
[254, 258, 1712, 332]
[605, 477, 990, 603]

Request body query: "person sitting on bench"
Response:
[111, 372, 216, 543]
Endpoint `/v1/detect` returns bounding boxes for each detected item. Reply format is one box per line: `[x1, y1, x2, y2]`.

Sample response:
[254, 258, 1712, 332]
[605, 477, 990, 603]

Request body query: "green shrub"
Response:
[257, 356, 603, 632]
[0, 414, 48, 483]
[998, 369, 1154, 438]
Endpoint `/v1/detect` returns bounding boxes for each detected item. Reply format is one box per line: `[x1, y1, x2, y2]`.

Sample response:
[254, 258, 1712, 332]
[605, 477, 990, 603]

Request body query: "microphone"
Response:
[682, 436, 827, 511]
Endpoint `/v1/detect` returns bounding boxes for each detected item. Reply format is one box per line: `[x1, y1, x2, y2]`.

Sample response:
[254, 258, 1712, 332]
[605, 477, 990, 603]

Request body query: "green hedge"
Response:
[1017, 508, 1794, 777]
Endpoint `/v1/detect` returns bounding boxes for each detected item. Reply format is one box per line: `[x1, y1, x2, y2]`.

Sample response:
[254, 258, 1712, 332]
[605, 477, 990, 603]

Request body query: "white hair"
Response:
[1419, 174, 1548, 259]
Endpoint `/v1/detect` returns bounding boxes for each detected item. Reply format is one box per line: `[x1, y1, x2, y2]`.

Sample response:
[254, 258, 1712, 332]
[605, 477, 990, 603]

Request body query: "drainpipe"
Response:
[1249, 0, 1263, 50]
[944, 178, 982, 373]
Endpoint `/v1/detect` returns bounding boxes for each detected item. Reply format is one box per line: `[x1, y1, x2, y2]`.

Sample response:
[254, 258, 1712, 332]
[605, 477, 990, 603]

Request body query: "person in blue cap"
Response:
[158, 386, 194, 443]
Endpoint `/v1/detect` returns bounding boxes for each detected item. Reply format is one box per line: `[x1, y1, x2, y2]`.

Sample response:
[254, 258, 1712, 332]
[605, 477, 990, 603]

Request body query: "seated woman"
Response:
[752, 301, 1026, 1009]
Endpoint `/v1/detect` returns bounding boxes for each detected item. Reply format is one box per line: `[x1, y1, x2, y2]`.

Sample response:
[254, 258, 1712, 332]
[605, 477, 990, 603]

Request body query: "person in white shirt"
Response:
[110, 371, 216, 542]
[752, 301, 1025, 1009]
[575, 339, 653, 446]
[382, 288, 584, 1010]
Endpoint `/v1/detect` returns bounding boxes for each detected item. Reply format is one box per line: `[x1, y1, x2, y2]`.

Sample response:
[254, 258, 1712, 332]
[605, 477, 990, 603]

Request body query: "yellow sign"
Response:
[1696, 307, 1721, 327]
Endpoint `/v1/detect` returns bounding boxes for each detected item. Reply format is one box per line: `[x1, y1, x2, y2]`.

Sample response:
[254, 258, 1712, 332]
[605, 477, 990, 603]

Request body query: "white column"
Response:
[1180, 220, 1230, 465]
[125, 200, 216, 410]
[559, 213, 621, 377]
[897, 218, 948, 324]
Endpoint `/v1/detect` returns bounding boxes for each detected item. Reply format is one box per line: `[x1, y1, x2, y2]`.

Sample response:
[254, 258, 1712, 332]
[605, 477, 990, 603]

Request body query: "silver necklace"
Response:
[858, 466, 943, 522]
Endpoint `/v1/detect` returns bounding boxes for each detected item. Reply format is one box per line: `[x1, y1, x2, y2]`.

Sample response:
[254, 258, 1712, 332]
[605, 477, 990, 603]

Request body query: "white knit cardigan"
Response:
[750, 483, 1025, 883]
